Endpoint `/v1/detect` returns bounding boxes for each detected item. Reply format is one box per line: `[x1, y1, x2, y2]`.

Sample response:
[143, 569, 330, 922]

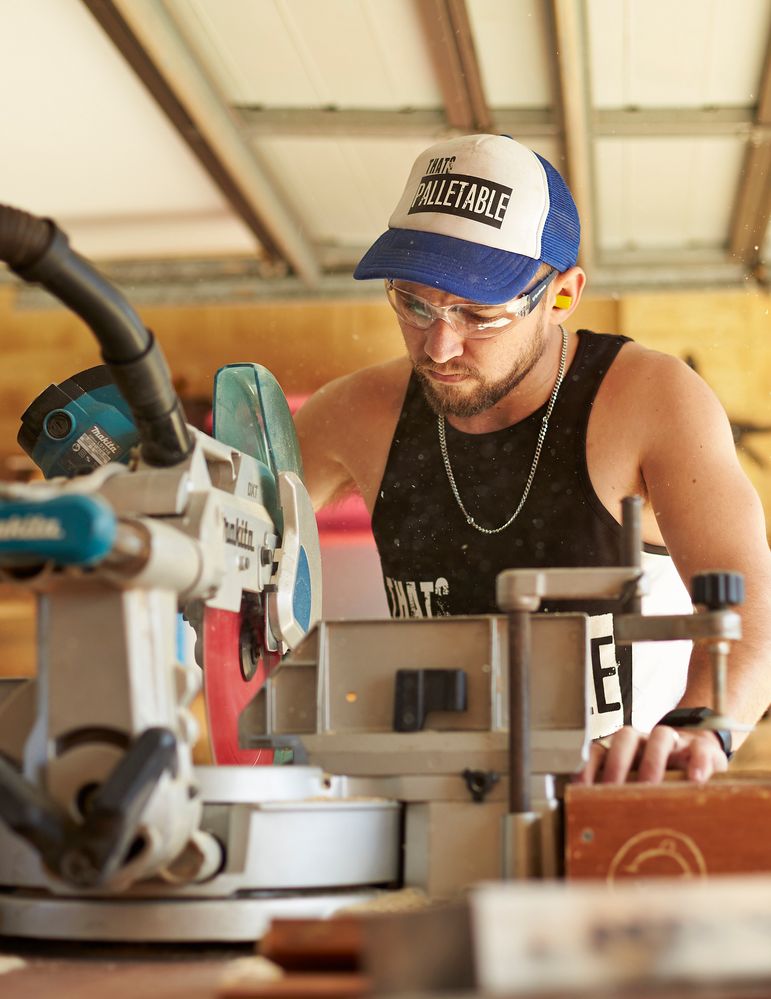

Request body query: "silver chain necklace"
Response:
[437, 325, 569, 535]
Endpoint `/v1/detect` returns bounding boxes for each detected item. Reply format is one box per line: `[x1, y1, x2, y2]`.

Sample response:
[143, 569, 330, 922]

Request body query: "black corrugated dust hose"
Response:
[0, 204, 193, 468]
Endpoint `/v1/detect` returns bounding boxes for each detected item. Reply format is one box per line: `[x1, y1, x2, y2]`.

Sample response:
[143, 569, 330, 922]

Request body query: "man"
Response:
[295, 133, 771, 784]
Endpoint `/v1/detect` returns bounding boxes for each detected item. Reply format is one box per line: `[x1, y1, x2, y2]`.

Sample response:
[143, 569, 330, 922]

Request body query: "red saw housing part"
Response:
[203, 604, 280, 765]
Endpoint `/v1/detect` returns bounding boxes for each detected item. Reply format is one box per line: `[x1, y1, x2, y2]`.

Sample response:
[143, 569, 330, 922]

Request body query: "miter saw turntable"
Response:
[0, 205, 751, 945]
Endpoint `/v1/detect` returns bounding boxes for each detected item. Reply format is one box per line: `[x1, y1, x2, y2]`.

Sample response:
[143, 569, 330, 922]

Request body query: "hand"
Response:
[575, 724, 729, 785]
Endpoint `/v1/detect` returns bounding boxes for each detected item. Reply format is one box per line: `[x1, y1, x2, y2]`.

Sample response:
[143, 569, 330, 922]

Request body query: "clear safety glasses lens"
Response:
[385, 270, 557, 339]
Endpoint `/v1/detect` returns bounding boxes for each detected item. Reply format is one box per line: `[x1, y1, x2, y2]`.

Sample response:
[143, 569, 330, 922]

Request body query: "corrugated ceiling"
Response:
[1, 0, 770, 301]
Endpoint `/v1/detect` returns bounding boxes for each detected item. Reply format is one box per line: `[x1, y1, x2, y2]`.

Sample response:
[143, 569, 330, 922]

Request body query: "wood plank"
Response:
[219, 972, 370, 998]
[259, 918, 362, 971]
[565, 780, 771, 881]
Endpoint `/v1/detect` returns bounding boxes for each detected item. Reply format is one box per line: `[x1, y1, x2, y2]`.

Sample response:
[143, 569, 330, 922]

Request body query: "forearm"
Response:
[677, 596, 771, 748]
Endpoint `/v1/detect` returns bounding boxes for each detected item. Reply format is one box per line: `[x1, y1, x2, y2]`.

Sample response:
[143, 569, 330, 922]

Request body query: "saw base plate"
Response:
[0, 890, 380, 943]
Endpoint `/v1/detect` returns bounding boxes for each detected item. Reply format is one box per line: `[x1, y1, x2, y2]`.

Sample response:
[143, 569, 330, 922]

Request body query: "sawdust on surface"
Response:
[335, 887, 433, 915]
[0, 955, 26, 975]
[218, 955, 285, 988]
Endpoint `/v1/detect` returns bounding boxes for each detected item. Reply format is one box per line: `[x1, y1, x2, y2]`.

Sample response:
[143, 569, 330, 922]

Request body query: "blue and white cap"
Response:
[354, 134, 580, 305]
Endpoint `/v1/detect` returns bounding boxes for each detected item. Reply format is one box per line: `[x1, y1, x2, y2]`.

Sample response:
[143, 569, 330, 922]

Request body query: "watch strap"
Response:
[658, 706, 733, 760]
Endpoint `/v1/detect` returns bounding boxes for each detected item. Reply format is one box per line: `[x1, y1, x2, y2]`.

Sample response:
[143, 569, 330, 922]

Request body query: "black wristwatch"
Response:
[657, 706, 733, 760]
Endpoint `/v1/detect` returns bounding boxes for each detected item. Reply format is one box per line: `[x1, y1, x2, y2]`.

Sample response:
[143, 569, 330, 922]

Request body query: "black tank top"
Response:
[375, 326, 675, 603]
[371, 330, 684, 734]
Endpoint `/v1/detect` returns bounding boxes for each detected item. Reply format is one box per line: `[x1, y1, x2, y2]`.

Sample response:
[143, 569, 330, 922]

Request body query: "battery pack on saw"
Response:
[17, 365, 138, 479]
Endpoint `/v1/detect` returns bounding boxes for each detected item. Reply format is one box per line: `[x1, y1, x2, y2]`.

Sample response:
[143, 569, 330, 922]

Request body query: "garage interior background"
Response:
[0, 0, 769, 753]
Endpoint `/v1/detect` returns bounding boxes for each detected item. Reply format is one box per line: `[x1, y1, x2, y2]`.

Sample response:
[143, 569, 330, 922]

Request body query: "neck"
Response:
[447, 324, 571, 435]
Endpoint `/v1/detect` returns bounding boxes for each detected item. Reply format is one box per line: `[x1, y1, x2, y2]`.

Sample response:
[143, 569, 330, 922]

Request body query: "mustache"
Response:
[415, 361, 479, 379]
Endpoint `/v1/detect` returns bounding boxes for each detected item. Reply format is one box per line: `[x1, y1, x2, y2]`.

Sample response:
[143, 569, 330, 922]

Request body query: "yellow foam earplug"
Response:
[555, 294, 572, 309]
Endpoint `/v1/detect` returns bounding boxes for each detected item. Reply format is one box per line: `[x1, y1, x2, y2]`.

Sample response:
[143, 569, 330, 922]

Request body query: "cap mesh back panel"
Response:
[536, 154, 580, 270]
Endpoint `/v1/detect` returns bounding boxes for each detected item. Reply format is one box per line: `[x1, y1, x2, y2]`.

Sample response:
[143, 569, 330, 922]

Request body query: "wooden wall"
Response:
[1, 283, 767, 511]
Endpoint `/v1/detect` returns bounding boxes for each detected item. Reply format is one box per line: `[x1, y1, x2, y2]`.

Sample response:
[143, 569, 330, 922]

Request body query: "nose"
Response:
[422, 318, 465, 364]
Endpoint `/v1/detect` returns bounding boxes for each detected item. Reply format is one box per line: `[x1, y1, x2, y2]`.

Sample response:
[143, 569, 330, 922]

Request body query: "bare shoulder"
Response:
[300, 357, 410, 419]
[295, 357, 410, 451]
[608, 339, 702, 391]
[295, 357, 412, 511]
[585, 337, 739, 538]
[600, 339, 730, 439]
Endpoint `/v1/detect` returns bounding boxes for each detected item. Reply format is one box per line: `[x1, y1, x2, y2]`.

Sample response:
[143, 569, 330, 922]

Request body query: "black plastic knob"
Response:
[691, 572, 744, 609]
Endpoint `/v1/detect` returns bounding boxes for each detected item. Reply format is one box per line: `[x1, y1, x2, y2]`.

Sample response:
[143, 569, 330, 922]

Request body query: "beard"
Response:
[413, 312, 549, 418]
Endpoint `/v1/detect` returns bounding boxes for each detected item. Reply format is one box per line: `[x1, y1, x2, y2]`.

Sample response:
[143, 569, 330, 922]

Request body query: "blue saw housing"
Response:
[18, 365, 139, 479]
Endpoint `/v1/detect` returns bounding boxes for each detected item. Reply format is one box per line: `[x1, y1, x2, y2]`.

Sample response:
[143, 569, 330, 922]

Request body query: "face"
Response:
[394, 282, 550, 418]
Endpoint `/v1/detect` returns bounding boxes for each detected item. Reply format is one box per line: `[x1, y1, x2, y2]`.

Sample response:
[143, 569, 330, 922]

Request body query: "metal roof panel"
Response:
[466, 0, 553, 107]
[588, 0, 771, 109]
[170, 0, 442, 109]
[595, 136, 745, 250]
[0, 0, 253, 256]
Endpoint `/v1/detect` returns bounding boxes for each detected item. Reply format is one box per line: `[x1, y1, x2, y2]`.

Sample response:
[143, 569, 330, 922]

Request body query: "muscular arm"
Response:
[294, 359, 410, 513]
[645, 365, 771, 727]
[583, 352, 771, 783]
[295, 376, 359, 511]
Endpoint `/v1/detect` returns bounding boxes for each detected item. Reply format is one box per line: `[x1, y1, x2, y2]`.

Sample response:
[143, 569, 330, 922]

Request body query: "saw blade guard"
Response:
[212, 363, 304, 534]
[211, 362, 321, 650]
[204, 363, 322, 763]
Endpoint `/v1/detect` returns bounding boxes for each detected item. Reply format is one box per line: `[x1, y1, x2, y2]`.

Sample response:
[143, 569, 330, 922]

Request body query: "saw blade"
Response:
[203, 595, 280, 765]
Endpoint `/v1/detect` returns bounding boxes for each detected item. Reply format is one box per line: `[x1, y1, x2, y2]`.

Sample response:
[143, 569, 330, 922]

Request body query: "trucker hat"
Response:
[353, 134, 580, 305]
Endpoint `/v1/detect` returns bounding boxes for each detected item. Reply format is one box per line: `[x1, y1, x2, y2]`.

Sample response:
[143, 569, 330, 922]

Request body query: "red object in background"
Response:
[203, 606, 280, 765]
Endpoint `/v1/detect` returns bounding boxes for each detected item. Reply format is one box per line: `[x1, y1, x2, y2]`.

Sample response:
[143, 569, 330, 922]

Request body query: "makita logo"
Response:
[90, 425, 118, 453]
[223, 515, 255, 552]
[0, 515, 64, 541]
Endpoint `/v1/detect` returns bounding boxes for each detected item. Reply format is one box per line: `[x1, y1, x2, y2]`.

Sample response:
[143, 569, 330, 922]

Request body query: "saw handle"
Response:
[0, 494, 117, 567]
[0, 727, 178, 889]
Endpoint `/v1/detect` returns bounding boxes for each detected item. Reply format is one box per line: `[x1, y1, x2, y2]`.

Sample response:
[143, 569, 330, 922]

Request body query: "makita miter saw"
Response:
[0, 206, 401, 939]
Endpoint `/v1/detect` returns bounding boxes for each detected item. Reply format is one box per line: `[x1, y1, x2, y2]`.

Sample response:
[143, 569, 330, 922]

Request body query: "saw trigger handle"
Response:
[0, 494, 117, 566]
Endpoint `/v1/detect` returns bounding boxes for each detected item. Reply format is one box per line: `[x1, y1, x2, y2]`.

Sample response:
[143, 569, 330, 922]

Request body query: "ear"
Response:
[549, 266, 586, 320]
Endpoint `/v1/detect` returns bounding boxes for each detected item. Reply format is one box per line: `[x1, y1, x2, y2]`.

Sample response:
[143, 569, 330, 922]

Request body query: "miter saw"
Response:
[0, 205, 400, 939]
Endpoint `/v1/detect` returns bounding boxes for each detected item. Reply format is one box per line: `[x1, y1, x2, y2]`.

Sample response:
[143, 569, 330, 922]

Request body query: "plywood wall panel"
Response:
[620, 290, 771, 517]
[0, 288, 766, 522]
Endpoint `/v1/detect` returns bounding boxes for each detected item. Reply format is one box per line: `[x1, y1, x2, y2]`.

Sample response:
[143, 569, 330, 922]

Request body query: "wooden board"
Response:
[259, 917, 363, 971]
[565, 779, 771, 881]
[0, 953, 233, 999]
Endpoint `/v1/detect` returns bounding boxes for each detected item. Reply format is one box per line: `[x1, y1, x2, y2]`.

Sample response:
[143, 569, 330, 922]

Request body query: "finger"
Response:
[636, 725, 682, 784]
[574, 741, 608, 784]
[599, 727, 645, 784]
[684, 731, 729, 784]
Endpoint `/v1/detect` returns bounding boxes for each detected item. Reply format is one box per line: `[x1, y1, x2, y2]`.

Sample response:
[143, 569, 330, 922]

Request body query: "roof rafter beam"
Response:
[594, 107, 770, 139]
[546, 0, 596, 273]
[238, 107, 556, 139]
[82, 0, 320, 287]
[414, 0, 492, 132]
[236, 106, 770, 141]
[729, 31, 771, 271]
[3, 254, 752, 307]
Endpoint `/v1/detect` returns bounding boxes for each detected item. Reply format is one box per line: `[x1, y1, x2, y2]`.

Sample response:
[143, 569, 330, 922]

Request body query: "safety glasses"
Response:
[385, 269, 557, 339]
